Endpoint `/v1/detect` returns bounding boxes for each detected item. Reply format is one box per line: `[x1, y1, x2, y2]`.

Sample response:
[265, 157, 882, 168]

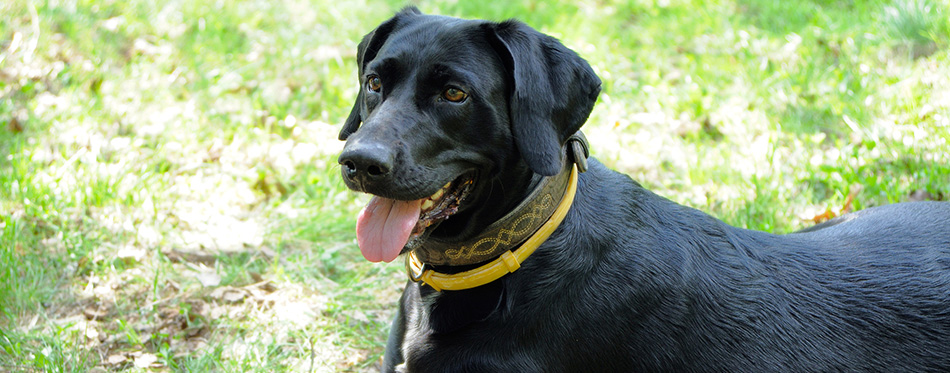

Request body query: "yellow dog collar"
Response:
[405, 164, 578, 291]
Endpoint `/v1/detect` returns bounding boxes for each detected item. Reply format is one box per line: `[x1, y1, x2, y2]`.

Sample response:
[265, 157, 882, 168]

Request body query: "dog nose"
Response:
[338, 141, 395, 184]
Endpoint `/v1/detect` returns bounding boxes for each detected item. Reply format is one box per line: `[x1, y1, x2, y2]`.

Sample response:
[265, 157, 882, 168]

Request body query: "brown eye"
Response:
[442, 87, 467, 103]
[366, 75, 382, 92]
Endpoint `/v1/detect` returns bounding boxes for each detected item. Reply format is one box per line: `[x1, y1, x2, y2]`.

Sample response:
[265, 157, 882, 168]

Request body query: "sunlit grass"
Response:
[1, 0, 948, 370]
[881, 0, 949, 54]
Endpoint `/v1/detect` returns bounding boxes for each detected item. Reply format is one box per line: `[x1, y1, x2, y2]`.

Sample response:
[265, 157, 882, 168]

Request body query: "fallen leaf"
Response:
[249, 272, 264, 282]
[211, 286, 247, 303]
[133, 353, 158, 368]
[839, 188, 858, 215]
[85, 327, 100, 341]
[106, 354, 127, 365]
[116, 246, 146, 262]
[810, 209, 836, 224]
[809, 187, 860, 224]
[258, 281, 277, 293]
[8, 116, 24, 132]
[83, 305, 109, 320]
[223, 290, 246, 303]
[162, 247, 217, 265]
[195, 272, 221, 287]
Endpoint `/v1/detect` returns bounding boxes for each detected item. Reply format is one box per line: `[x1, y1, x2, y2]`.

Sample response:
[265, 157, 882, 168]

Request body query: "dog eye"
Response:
[442, 87, 467, 103]
[366, 75, 382, 93]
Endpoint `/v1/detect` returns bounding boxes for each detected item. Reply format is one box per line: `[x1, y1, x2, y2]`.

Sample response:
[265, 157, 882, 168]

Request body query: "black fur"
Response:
[338, 8, 950, 372]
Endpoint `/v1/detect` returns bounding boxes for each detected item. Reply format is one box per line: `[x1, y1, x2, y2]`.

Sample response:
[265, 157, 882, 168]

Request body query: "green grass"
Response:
[1, 0, 948, 371]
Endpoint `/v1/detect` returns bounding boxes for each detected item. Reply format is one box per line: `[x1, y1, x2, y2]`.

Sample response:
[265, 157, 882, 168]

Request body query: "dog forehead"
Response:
[377, 16, 497, 68]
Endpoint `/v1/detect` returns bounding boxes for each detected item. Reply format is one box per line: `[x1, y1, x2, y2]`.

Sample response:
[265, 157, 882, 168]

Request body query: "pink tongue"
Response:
[356, 196, 422, 262]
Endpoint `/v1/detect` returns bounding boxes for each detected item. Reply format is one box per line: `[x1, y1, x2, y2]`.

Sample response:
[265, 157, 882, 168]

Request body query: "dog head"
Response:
[338, 7, 600, 262]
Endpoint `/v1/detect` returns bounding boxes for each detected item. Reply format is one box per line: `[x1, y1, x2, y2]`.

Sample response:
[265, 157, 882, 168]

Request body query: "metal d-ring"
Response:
[568, 131, 589, 173]
[405, 252, 428, 283]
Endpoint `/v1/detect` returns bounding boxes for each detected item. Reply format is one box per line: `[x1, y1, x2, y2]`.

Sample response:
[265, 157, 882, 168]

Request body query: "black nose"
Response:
[338, 141, 395, 185]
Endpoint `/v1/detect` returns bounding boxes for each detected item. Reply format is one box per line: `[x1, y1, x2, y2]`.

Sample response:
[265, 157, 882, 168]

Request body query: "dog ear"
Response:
[488, 20, 601, 176]
[339, 7, 423, 140]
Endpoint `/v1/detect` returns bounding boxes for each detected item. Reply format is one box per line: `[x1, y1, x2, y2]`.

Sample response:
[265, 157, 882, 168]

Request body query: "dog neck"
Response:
[405, 132, 589, 291]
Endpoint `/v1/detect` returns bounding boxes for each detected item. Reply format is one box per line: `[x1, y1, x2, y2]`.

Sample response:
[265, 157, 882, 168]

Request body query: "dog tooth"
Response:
[421, 199, 434, 211]
[443, 181, 452, 189]
[430, 188, 445, 201]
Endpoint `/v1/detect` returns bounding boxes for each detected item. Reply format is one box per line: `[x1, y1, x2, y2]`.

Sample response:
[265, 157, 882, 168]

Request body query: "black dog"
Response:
[338, 7, 950, 372]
